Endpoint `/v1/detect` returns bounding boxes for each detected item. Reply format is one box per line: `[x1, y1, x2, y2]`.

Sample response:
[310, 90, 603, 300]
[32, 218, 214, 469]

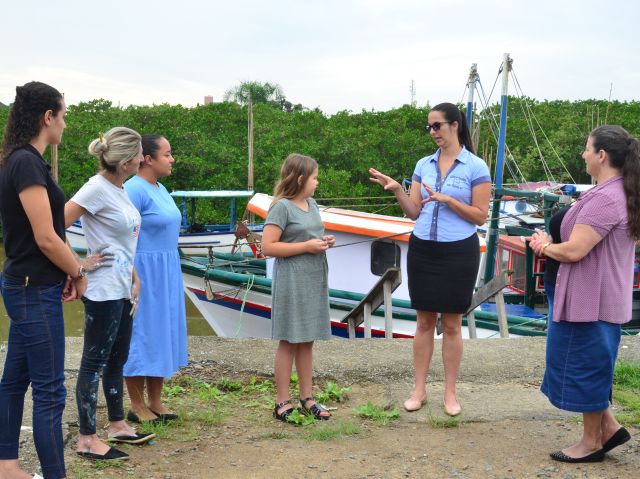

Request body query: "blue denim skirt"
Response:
[541, 319, 621, 413]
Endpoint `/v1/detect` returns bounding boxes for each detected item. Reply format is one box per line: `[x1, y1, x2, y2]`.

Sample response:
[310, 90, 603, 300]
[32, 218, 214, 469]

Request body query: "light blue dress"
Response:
[123, 176, 188, 377]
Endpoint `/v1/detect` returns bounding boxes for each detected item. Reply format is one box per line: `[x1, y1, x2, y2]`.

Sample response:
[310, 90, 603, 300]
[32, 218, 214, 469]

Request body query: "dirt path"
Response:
[3, 337, 639, 478]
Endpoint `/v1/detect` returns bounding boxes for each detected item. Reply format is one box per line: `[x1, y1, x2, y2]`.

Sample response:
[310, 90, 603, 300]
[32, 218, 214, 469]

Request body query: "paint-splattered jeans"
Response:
[76, 298, 133, 435]
[0, 273, 66, 479]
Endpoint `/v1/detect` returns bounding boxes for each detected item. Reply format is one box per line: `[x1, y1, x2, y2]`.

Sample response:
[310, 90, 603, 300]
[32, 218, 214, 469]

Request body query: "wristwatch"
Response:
[76, 265, 87, 279]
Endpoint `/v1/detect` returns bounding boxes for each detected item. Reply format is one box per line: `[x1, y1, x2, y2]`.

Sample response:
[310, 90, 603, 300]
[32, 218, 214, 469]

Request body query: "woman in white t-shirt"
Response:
[64, 127, 154, 461]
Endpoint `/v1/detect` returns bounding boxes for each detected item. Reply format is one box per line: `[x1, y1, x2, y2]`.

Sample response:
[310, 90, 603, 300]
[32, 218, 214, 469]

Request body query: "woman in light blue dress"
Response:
[123, 134, 187, 423]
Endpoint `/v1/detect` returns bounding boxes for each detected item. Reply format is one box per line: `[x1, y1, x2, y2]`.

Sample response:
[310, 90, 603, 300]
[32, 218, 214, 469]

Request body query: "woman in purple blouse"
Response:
[530, 125, 640, 463]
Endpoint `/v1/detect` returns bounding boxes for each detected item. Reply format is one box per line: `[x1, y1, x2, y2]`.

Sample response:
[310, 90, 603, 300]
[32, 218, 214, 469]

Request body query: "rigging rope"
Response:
[510, 69, 577, 184]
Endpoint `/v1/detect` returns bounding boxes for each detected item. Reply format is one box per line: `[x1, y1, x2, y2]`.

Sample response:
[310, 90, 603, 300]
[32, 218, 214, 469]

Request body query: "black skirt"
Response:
[407, 233, 480, 313]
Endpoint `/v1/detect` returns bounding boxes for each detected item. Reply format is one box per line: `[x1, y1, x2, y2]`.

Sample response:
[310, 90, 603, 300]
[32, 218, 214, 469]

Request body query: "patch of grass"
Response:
[568, 415, 583, 425]
[303, 420, 362, 441]
[613, 388, 640, 426]
[355, 401, 400, 425]
[163, 384, 186, 398]
[69, 458, 128, 478]
[139, 419, 172, 438]
[245, 376, 275, 394]
[195, 381, 224, 402]
[216, 377, 244, 392]
[614, 361, 640, 389]
[189, 408, 226, 425]
[283, 408, 316, 426]
[426, 410, 461, 429]
[315, 381, 351, 404]
[613, 361, 640, 426]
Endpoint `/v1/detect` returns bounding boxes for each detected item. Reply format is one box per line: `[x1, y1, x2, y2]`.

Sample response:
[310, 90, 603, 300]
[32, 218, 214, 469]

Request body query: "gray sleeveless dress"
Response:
[266, 198, 331, 342]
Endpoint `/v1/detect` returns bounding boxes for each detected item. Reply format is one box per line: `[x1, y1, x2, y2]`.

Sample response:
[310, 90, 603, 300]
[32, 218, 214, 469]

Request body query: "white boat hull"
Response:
[182, 269, 507, 339]
[66, 223, 257, 256]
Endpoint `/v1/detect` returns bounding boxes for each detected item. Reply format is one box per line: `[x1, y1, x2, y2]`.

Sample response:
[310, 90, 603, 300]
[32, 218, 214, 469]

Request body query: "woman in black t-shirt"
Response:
[0, 82, 104, 479]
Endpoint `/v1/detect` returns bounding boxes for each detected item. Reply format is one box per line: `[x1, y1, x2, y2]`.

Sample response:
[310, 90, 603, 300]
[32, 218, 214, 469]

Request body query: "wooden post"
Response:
[383, 279, 393, 339]
[467, 310, 477, 339]
[50, 144, 58, 182]
[495, 290, 509, 338]
[348, 317, 355, 339]
[363, 302, 372, 338]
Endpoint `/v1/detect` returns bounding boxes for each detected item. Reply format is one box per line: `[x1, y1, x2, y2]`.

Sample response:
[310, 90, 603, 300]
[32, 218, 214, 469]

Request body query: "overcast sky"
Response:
[1, 0, 638, 114]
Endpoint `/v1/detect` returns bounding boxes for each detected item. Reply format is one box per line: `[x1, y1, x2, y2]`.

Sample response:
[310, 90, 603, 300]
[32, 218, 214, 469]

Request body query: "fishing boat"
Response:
[180, 192, 559, 339]
[66, 190, 263, 255]
[179, 54, 640, 338]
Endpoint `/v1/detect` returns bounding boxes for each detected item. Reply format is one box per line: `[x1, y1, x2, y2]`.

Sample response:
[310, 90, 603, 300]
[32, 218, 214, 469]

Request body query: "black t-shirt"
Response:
[0, 145, 67, 285]
[543, 206, 570, 287]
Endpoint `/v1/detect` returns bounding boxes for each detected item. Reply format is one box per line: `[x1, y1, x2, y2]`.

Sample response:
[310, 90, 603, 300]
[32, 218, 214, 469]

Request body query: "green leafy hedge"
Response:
[1, 98, 639, 223]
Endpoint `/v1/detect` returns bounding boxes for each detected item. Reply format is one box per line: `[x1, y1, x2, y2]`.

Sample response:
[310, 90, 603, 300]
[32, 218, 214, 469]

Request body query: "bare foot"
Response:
[148, 403, 175, 415]
[130, 405, 159, 421]
[107, 420, 137, 437]
[0, 459, 33, 479]
[76, 434, 111, 456]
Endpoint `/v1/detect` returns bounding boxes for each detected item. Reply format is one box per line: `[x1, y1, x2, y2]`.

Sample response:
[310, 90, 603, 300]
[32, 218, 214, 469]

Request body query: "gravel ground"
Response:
[1, 336, 639, 478]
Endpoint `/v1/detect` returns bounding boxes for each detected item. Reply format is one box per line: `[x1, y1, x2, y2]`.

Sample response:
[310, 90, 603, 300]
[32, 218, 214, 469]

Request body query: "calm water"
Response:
[0, 246, 214, 342]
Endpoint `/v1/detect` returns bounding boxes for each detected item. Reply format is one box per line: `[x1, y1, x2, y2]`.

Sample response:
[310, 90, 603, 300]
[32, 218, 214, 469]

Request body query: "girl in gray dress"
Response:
[262, 154, 335, 422]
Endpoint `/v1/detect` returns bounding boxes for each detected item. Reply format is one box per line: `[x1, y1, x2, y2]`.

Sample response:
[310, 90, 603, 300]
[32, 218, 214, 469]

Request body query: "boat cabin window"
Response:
[370, 240, 401, 276]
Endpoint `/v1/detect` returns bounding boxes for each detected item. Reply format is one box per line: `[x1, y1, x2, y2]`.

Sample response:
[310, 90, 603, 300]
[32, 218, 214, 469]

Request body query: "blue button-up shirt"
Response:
[412, 146, 491, 242]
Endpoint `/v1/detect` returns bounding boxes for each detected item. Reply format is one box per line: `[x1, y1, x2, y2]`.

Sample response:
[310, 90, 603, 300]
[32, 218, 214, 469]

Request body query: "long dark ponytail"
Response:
[590, 125, 640, 239]
[0, 81, 64, 166]
[431, 102, 474, 154]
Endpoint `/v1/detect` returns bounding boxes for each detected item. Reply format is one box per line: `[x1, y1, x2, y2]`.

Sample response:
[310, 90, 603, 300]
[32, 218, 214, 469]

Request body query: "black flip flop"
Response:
[126, 410, 162, 425]
[149, 409, 179, 422]
[108, 432, 156, 444]
[77, 447, 129, 460]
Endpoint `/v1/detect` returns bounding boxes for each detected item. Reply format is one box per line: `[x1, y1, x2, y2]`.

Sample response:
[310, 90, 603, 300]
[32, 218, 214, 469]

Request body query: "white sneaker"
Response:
[33, 475, 44, 479]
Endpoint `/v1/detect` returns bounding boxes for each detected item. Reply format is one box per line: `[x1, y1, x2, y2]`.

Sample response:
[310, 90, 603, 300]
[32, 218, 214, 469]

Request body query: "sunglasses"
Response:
[426, 121, 451, 133]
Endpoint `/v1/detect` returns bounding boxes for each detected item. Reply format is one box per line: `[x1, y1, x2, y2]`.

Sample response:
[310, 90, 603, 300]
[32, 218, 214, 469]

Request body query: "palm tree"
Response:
[223, 81, 285, 106]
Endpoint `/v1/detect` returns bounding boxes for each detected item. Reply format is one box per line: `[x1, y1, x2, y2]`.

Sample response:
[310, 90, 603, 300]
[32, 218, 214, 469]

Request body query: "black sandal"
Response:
[300, 396, 330, 420]
[273, 400, 296, 422]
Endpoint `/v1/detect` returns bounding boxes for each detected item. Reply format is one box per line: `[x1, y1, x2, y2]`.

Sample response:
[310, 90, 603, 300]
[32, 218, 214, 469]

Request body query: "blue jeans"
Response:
[0, 273, 66, 479]
[76, 298, 133, 435]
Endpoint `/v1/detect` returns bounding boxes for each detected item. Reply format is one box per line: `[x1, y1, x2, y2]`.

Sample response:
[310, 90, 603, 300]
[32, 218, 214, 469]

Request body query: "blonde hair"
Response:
[88, 126, 142, 173]
[272, 153, 318, 205]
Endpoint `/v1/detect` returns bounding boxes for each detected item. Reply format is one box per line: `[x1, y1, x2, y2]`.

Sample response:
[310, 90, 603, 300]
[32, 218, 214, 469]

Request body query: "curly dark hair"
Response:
[0, 81, 64, 166]
[590, 125, 640, 239]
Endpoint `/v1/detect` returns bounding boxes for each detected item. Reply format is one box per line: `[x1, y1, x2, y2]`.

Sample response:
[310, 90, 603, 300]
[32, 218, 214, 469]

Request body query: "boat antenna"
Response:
[604, 82, 613, 124]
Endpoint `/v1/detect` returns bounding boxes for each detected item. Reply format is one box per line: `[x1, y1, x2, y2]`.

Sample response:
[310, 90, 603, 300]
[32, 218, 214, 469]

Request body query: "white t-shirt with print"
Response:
[71, 174, 141, 301]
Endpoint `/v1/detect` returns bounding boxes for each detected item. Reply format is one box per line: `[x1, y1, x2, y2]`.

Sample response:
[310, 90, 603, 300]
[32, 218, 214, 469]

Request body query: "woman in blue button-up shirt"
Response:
[370, 102, 491, 417]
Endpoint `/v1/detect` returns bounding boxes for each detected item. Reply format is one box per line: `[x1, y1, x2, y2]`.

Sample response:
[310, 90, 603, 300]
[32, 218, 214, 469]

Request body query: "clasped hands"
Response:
[528, 229, 552, 256]
[306, 235, 336, 253]
[62, 245, 115, 302]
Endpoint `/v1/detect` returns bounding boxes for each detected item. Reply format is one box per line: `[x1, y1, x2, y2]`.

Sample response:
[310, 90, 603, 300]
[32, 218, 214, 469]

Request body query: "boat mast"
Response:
[483, 53, 512, 283]
[247, 94, 255, 223]
[466, 63, 478, 129]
